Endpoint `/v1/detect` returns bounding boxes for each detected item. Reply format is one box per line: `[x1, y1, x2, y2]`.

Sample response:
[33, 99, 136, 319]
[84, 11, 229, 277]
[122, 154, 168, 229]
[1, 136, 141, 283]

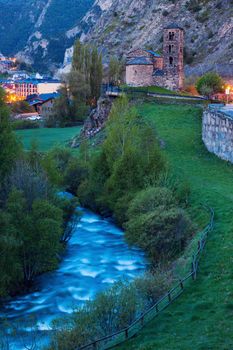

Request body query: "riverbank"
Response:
[118, 102, 233, 349]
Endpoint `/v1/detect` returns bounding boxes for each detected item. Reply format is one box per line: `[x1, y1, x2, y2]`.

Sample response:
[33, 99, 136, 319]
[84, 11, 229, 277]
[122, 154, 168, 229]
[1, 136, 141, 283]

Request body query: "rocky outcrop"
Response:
[82, 97, 113, 138]
[70, 97, 113, 148]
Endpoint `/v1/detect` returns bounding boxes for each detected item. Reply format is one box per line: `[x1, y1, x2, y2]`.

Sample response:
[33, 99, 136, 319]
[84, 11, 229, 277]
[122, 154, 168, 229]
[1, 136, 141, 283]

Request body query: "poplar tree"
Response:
[70, 40, 103, 110]
[90, 47, 103, 101]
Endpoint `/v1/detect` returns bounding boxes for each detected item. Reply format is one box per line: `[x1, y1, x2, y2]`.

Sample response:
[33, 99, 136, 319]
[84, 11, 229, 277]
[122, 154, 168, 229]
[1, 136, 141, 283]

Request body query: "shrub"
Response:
[125, 187, 193, 263]
[12, 119, 40, 130]
[50, 282, 138, 349]
[134, 270, 173, 308]
[196, 72, 224, 97]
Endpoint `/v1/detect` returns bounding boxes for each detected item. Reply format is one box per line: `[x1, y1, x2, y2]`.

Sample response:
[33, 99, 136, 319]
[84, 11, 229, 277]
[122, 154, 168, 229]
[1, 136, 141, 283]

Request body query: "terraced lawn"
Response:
[118, 103, 233, 350]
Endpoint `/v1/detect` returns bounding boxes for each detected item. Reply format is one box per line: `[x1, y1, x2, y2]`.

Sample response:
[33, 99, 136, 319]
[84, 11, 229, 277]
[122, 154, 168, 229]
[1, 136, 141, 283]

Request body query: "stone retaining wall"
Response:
[202, 108, 233, 163]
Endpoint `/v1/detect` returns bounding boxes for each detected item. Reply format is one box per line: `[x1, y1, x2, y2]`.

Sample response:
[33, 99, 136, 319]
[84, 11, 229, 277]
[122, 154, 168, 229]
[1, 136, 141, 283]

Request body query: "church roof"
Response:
[146, 50, 161, 58]
[127, 57, 153, 66]
[165, 23, 184, 30]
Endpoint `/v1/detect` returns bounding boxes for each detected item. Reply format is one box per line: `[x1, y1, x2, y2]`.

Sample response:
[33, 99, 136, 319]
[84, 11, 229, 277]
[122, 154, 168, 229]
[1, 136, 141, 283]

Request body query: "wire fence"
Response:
[78, 206, 214, 350]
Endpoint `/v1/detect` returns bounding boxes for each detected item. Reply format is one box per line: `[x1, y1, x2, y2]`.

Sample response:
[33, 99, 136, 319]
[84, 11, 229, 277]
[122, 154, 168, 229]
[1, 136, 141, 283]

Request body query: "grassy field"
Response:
[118, 103, 233, 350]
[15, 126, 81, 152]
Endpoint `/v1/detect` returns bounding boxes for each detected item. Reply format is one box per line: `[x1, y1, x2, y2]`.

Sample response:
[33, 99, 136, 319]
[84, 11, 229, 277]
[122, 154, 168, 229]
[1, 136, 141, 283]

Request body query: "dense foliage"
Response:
[52, 96, 193, 265]
[196, 72, 224, 97]
[0, 89, 78, 296]
[51, 41, 103, 126]
[0, 89, 20, 179]
[125, 187, 193, 263]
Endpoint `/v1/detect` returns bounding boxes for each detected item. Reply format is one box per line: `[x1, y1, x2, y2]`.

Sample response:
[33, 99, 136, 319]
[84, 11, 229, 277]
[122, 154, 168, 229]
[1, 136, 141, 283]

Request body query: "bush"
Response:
[196, 72, 224, 97]
[133, 270, 173, 308]
[50, 282, 138, 350]
[125, 187, 193, 263]
[12, 119, 40, 130]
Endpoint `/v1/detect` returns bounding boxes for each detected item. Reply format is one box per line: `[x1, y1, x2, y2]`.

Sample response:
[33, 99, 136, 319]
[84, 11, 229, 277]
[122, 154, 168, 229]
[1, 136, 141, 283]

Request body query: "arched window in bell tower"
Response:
[169, 57, 174, 66]
[169, 45, 174, 53]
[169, 32, 175, 41]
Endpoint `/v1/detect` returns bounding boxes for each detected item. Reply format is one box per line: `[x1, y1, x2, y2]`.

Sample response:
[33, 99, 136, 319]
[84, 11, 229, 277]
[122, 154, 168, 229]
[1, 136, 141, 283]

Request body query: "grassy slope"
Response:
[15, 126, 81, 152]
[118, 103, 233, 350]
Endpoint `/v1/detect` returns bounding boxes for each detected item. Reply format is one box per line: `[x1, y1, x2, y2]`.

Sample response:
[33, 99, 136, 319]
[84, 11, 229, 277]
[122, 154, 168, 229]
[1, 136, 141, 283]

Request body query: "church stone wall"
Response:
[126, 64, 154, 86]
[203, 109, 233, 163]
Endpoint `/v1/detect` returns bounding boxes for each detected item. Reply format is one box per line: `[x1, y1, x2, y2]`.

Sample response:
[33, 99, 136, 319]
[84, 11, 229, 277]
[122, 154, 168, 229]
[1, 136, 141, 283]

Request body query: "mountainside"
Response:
[0, 0, 94, 71]
[0, 0, 233, 75]
[72, 0, 233, 76]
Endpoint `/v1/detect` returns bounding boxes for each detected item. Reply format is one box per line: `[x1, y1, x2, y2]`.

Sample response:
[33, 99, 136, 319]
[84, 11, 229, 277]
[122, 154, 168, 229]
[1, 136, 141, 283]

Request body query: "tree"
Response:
[90, 47, 103, 101]
[6, 189, 63, 285]
[108, 56, 122, 85]
[78, 95, 165, 223]
[52, 85, 71, 127]
[0, 88, 21, 179]
[0, 210, 21, 296]
[11, 101, 34, 114]
[196, 72, 224, 97]
[69, 40, 103, 115]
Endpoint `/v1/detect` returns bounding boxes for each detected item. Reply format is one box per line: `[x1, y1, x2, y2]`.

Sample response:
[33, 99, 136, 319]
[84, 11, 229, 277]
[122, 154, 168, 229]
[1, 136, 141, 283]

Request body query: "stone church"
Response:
[126, 24, 184, 91]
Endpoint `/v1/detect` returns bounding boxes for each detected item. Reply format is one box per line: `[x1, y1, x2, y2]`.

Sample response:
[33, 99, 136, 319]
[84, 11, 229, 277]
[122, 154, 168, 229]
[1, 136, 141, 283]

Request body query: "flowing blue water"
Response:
[0, 206, 146, 349]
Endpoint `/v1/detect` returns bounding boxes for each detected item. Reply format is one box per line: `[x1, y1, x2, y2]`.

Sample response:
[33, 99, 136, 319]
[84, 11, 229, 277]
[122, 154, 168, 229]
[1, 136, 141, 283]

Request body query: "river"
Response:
[0, 204, 147, 349]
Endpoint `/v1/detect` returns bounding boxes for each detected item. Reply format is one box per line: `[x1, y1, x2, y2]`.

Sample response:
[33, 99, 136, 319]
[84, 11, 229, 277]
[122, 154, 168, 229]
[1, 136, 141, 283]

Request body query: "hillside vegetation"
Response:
[117, 103, 233, 350]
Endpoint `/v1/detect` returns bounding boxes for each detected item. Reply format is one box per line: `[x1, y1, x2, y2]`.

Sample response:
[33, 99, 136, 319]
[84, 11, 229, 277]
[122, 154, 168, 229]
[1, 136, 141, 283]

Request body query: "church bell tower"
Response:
[163, 24, 184, 90]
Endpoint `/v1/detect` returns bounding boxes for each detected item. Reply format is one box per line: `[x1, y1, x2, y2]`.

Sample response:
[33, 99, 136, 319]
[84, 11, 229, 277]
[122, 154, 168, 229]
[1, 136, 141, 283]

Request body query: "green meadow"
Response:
[118, 103, 233, 350]
[15, 126, 81, 152]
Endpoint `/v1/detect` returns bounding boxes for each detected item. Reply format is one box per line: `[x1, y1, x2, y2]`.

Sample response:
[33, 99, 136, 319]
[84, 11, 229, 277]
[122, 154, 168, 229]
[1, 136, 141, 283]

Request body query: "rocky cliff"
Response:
[68, 0, 233, 76]
[1, 0, 232, 74]
[0, 0, 94, 71]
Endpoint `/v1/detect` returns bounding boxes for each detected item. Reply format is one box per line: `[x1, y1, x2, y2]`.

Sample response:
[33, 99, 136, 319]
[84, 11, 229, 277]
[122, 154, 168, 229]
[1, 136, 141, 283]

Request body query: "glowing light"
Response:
[225, 86, 231, 95]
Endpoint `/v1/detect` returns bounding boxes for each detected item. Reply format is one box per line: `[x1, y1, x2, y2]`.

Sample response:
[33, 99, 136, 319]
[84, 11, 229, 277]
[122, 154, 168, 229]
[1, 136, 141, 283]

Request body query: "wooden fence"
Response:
[78, 206, 214, 350]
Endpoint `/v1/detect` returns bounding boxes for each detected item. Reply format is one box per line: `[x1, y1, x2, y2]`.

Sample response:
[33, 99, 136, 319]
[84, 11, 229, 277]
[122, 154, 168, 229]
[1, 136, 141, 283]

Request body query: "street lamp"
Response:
[225, 86, 230, 105]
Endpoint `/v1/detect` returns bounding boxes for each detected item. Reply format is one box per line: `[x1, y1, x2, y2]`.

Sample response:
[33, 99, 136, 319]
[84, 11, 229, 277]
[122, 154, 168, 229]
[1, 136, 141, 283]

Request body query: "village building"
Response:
[126, 24, 184, 91]
[26, 92, 60, 118]
[15, 78, 61, 98]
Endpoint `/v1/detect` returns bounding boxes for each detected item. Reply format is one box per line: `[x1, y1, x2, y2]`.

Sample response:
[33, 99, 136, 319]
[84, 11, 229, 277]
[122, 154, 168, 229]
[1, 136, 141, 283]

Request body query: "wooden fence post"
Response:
[180, 280, 184, 290]
[125, 329, 128, 339]
[168, 291, 172, 303]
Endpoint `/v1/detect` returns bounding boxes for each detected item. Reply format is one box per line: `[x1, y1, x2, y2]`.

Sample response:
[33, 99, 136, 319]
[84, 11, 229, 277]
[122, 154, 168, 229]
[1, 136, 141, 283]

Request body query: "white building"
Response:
[15, 78, 61, 98]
